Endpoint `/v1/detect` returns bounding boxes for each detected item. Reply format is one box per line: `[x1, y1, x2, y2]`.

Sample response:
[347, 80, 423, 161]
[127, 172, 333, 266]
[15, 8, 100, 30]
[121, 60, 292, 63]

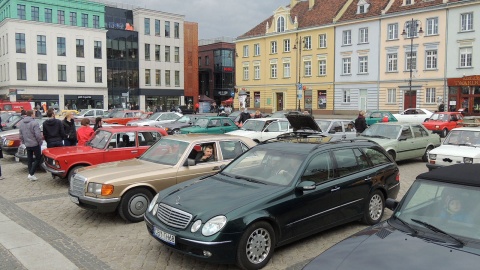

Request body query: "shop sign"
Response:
[448, 75, 480, 86]
[78, 96, 92, 99]
[218, 91, 229, 96]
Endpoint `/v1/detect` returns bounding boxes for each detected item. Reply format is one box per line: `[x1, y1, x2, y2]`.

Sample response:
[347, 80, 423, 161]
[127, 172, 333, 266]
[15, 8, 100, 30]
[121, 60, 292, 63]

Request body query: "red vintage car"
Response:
[103, 110, 144, 125]
[422, 112, 463, 137]
[41, 126, 167, 181]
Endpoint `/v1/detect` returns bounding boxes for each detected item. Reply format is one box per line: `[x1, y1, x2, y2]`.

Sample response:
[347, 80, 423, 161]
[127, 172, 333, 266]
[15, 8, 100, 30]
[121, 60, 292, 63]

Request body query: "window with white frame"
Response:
[387, 53, 398, 72]
[318, 59, 326, 75]
[243, 45, 249, 57]
[342, 57, 351, 75]
[283, 39, 290, 52]
[426, 88, 436, 103]
[304, 61, 311, 76]
[426, 18, 438, 35]
[254, 65, 260, 79]
[304, 36, 312, 50]
[359, 56, 368, 73]
[283, 63, 290, 77]
[461, 13, 473, 31]
[406, 51, 417, 70]
[243, 66, 249, 80]
[271, 41, 277, 54]
[270, 63, 277, 78]
[387, 23, 398, 40]
[277, 16, 285, 32]
[460, 47, 472, 67]
[319, 34, 327, 48]
[405, 0, 413, 5]
[343, 89, 351, 103]
[425, 50, 437, 69]
[254, 44, 260, 56]
[343, 30, 351, 45]
[387, 88, 397, 103]
[359, 28, 368, 43]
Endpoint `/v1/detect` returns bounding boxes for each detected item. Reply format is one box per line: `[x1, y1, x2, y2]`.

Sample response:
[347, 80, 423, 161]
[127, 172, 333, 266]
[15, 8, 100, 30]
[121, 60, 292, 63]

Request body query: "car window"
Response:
[279, 121, 290, 131]
[188, 142, 216, 163]
[267, 122, 280, 132]
[220, 141, 245, 160]
[401, 126, 413, 139]
[85, 110, 94, 116]
[140, 138, 189, 165]
[412, 125, 428, 137]
[90, 130, 112, 149]
[333, 149, 360, 176]
[209, 119, 221, 127]
[138, 131, 162, 146]
[344, 121, 355, 132]
[416, 109, 425, 115]
[370, 112, 381, 118]
[301, 152, 334, 184]
[221, 119, 233, 127]
[331, 121, 342, 132]
[117, 132, 136, 148]
[353, 148, 369, 169]
[363, 147, 391, 165]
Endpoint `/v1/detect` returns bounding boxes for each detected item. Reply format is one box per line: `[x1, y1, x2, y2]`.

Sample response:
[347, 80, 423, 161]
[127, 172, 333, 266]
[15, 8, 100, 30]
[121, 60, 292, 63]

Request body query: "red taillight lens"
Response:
[396, 173, 400, 182]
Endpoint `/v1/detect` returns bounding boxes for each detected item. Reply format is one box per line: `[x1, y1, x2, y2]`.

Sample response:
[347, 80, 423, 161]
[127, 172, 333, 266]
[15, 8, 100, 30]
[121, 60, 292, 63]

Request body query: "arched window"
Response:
[277, 17, 285, 32]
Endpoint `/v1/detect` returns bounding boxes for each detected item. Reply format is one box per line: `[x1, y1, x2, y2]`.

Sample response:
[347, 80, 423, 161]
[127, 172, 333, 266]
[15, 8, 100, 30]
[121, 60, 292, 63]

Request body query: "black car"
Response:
[155, 114, 204, 135]
[303, 163, 480, 270]
[144, 115, 400, 269]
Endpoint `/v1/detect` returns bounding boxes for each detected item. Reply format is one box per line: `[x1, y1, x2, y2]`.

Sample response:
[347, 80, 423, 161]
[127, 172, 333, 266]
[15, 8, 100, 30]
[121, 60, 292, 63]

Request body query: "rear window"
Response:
[363, 147, 391, 166]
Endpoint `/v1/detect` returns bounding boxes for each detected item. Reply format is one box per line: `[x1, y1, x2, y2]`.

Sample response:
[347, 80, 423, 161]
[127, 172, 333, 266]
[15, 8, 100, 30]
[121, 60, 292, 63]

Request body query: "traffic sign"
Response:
[297, 83, 302, 90]
[297, 94, 302, 99]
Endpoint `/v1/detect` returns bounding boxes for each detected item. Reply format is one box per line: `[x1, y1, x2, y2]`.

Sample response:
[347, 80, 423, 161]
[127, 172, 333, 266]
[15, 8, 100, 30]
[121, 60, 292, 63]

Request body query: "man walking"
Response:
[19, 110, 43, 181]
[43, 108, 65, 148]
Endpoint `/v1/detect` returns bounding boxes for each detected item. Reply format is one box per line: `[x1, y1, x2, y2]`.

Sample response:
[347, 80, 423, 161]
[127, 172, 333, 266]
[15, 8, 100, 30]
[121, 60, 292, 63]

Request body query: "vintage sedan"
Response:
[315, 119, 357, 141]
[359, 122, 441, 162]
[423, 112, 463, 137]
[180, 116, 238, 134]
[364, 111, 398, 126]
[68, 134, 256, 222]
[225, 118, 291, 142]
[2, 118, 46, 155]
[393, 108, 434, 123]
[102, 110, 144, 125]
[303, 164, 480, 270]
[144, 137, 400, 269]
[41, 126, 167, 181]
[75, 109, 107, 119]
[155, 114, 205, 135]
[126, 112, 182, 127]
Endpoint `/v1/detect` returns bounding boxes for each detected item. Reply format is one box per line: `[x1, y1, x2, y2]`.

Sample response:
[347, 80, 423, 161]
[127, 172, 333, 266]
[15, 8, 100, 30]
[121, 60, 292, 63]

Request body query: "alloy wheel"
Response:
[245, 228, 271, 264]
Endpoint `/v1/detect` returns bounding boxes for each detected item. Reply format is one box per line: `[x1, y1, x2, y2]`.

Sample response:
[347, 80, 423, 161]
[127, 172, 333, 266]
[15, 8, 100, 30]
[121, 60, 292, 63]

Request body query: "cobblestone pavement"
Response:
[0, 155, 427, 270]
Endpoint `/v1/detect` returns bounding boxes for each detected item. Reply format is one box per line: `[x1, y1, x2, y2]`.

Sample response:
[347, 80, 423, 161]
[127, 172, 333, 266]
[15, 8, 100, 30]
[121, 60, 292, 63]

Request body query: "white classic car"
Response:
[393, 108, 433, 123]
[427, 127, 480, 170]
[225, 118, 291, 142]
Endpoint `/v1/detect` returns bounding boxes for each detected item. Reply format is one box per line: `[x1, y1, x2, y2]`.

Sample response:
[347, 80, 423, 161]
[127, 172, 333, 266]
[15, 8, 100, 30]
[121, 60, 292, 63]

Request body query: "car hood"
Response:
[128, 119, 154, 124]
[226, 130, 259, 137]
[286, 114, 321, 132]
[160, 175, 283, 217]
[303, 222, 480, 270]
[430, 145, 480, 157]
[43, 146, 102, 158]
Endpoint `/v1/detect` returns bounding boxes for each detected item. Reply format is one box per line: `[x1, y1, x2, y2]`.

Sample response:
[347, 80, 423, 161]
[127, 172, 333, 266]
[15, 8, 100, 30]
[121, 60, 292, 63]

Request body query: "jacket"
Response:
[19, 116, 43, 147]
[77, 126, 94, 146]
[43, 118, 66, 143]
[63, 118, 77, 141]
[239, 112, 251, 124]
[354, 115, 368, 133]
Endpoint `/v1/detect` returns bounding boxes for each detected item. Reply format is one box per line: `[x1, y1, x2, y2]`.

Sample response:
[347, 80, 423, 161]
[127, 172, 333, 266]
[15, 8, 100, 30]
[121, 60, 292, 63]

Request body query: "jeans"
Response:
[47, 141, 64, 148]
[26, 145, 42, 176]
[63, 139, 77, 146]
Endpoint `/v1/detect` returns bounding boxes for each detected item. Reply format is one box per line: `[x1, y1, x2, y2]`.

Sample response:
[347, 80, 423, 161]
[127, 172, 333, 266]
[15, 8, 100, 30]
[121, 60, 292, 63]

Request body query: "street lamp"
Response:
[293, 34, 305, 111]
[401, 18, 423, 109]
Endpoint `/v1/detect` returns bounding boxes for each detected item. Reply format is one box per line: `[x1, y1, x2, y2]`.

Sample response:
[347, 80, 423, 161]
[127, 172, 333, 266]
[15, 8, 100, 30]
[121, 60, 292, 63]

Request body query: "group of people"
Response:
[18, 109, 103, 181]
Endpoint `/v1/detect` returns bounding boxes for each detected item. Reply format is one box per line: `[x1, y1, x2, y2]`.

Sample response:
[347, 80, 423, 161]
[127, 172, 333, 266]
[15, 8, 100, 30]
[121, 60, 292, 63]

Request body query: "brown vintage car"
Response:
[68, 134, 257, 222]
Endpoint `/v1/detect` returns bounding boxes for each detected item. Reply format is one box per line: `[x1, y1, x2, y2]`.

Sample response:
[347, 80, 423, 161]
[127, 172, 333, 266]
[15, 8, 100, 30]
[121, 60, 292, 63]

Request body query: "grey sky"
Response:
[113, 0, 287, 39]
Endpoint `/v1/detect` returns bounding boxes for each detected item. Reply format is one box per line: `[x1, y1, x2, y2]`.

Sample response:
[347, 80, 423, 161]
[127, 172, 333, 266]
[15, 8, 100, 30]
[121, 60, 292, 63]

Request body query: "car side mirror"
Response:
[398, 135, 407, 141]
[219, 164, 226, 170]
[296, 181, 316, 191]
[328, 130, 336, 134]
[385, 198, 399, 211]
[184, 158, 196, 167]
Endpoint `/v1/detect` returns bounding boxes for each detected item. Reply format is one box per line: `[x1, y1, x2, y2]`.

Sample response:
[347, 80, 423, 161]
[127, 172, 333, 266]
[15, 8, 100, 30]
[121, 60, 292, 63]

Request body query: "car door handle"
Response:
[131, 150, 138, 154]
[331, 186, 340, 192]
[212, 166, 220, 170]
[364, 176, 372, 182]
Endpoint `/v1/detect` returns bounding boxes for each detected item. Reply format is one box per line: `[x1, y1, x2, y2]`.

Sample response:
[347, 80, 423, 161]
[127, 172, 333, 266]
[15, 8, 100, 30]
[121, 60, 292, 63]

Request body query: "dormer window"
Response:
[357, 0, 370, 14]
[277, 16, 285, 33]
[404, 0, 414, 5]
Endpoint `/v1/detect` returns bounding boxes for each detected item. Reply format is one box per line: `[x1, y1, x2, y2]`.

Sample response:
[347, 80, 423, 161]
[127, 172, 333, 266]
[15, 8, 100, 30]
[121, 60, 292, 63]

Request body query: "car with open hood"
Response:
[41, 126, 167, 181]
[180, 116, 238, 134]
[225, 118, 291, 142]
[68, 134, 256, 222]
[144, 126, 400, 269]
[302, 164, 480, 270]
[422, 112, 464, 137]
[126, 112, 182, 127]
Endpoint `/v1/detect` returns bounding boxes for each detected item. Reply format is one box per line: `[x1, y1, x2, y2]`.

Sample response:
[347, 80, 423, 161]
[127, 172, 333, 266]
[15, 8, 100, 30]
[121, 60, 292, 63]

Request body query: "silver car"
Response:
[126, 112, 182, 126]
[315, 119, 357, 141]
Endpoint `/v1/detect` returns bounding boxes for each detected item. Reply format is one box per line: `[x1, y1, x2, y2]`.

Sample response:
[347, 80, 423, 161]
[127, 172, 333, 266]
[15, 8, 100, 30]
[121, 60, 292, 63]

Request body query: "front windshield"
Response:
[222, 147, 305, 186]
[78, 109, 89, 115]
[241, 120, 266, 131]
[429, 114, 448, 122]
[394, 180, 480, 241]
[315, 120, 331, 132]
[6, 115, 22, 127]
[444, 130, 480, 146]
[89, 130, 112, 149]
[0, 113, 12, 123]
[193, 118, 209, 128]
[270, 111, 286, 118]
[362, 124, 401, 139]
[139, 138, 189, 165]
[149, 112, 162, 120]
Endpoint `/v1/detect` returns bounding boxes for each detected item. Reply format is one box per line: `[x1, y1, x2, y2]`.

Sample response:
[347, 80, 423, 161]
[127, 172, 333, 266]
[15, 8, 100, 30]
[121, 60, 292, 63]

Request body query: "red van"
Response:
[0, 101, 32, 112]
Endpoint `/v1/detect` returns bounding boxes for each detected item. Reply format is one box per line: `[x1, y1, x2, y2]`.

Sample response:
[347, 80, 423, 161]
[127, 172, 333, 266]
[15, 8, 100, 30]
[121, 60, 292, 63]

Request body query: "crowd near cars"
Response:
[1, 107, 479, 269]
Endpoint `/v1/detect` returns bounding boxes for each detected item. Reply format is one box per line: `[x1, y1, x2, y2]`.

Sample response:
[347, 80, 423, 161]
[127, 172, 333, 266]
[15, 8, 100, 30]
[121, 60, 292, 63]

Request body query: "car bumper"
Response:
[68, 191, 120, 213]
[2, 146, 18, 155]
[14, 153, 28, 164]
[144, 212, 239, 264]
[41, 163, 66, 177]
[426, 163, 444, 171]
[387, 182, 400, 200]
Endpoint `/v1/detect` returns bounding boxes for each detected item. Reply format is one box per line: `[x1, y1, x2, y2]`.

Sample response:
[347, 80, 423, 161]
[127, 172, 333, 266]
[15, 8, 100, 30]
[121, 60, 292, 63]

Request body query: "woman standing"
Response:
[63, 112, 77, 146]
[93, 117, 103, 131]
[76, 118, 94, 146]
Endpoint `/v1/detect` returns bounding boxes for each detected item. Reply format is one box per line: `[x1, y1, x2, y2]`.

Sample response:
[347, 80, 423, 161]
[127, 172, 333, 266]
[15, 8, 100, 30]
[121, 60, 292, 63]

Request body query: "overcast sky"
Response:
[113, 0, 287, 39]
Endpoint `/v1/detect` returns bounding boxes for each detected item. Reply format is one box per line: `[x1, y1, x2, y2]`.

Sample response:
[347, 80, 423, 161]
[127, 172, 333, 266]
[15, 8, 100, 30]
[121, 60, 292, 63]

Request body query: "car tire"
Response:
[441, 128, 448, 138]
[362, 190, 385, 225]
[236, 221, 275, 270]
[67, 165, 84, 182]
[118, 188, 153, 223]
[387, 150, 396, 161]
[422, 146, 434, 162]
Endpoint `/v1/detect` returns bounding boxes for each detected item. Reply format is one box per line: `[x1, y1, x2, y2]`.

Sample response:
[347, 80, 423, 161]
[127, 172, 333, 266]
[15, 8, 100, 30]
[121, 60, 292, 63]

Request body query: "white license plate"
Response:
[15, 157, 19, 162]
[69, 195, 79, 204]
[153, 226, 175, 245]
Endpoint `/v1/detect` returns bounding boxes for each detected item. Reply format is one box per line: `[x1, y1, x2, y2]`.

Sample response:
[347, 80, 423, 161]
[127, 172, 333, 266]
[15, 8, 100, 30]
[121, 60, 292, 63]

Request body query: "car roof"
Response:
[196, 116, 230, 120]
[255, 141, 318, 154]
[417, 164, 480, 187]
[162, 134, 253, 142]
[98, 126, 163, 132]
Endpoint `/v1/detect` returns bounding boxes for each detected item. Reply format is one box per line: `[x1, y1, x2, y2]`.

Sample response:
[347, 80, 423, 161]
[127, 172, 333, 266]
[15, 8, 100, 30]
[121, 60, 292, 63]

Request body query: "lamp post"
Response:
[293, 33, 304, 111]
[401, 18, 423, 109]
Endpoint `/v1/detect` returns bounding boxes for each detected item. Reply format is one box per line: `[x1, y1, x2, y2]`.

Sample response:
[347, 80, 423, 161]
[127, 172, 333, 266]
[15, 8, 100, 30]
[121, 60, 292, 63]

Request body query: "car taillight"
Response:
[396, 173, 400, 182]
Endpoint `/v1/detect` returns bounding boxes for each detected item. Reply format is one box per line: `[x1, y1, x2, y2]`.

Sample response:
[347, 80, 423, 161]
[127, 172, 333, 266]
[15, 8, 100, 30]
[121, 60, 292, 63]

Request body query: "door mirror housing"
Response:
[184, 158, 196, 167]
[398, 135, 408, 141]
[296, 181, 316, 191]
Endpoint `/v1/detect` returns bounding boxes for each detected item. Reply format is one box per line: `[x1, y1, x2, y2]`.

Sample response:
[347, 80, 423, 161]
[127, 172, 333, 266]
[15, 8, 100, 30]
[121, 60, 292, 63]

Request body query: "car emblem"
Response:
[443, 158, 452, 163]
[175, 196, 181, 205]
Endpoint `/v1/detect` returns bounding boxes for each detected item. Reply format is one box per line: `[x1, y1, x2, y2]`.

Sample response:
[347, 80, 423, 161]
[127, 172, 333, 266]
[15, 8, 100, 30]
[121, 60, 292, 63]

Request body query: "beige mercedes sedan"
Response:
[68, 134, 257, 222]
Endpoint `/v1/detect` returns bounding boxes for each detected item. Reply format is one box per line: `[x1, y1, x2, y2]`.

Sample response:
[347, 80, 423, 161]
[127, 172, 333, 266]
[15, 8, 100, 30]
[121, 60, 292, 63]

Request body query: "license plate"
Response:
[15, 157, 19, 162]
[153, 226, 175, 245]
[69, 195, 79, 204]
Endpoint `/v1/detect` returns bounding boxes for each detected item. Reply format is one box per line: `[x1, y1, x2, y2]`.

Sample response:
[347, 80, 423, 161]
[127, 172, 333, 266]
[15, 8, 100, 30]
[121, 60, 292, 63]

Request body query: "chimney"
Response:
[309, 0, 315, 9]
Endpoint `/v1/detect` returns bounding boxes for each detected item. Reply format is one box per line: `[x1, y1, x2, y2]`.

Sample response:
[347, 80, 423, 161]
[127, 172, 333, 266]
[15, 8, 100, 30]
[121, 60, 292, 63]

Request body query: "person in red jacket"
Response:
[76, 118, 94, 146]
[382, 114, 389, 122]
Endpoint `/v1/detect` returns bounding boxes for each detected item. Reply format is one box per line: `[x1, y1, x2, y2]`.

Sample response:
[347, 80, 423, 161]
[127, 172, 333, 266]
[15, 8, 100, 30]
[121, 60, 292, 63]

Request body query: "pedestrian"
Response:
[19, 110, 43, 181]
[77, 118, 94, 146]
[20, 106, 26, 116]
[146, 105, 151, 112]
[34, 108, 42, 118]
[93, 117, 103, 131]
[63, 112, 77, 146]
[43, 108, 65, 148]
[382, 114, 389, 122]
[237, 108, 251, 127]
[195, 102, 200, 114]
[354, 110, 368, 134]
[225, 105, 232, 115]
[254, 110, 263, 118]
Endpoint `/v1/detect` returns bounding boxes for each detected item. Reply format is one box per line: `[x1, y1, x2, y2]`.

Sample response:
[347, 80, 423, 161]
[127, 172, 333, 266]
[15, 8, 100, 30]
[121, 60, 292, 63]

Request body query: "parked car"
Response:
[180, 116, 238, 134]
[126, 112, 182, 127]
[68, 134, 257, 222]
[75, 109, 107, 119]
[155, 114, 205, 135]
[1, 111, 16, 129]
[2, 118, 46, 155]
[102, 110, 144, 125]
[144, 118, 400, 269]
[41, 126, 167, 181]
[358, 122, 441, 162]
[315, 119, 357, 141]
[225, 118, 291, 142]
[423, 112, 464, 137]
[303, 163, 480, 270]
[268, 110, 301, 118]
[393, 108, 434, 123]
[2, 114, 24, 131]
[364, 111, 398, 126]
[427, 127, 480, 171]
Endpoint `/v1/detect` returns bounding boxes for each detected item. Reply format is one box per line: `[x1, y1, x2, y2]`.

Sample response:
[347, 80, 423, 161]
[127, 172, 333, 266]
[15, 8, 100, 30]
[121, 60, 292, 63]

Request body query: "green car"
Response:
[180, 116, 238, 134]
[364, 111, 398, 126]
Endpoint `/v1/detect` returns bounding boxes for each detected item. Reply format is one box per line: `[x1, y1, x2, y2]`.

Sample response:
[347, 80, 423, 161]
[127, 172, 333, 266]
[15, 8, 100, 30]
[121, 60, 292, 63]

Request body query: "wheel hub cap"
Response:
[245, 228, 271, 264]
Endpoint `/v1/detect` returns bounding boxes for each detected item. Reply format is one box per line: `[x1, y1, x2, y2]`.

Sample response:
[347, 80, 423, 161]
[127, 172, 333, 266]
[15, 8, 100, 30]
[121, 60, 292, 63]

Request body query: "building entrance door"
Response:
[276, 93, 283, 111]
[404, 90, 416, 109]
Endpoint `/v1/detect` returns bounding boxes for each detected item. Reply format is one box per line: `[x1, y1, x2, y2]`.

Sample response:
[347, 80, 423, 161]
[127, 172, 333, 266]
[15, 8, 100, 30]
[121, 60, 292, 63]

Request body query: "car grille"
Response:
[44, 156, 55, 167]
[70, 174, 87, 197]
[157, 203, 193, 229]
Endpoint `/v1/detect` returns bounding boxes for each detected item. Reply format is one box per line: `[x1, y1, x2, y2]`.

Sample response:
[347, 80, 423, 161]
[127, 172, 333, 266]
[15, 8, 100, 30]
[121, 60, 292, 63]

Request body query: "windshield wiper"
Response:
[394, 216, 417, 234]
[234, 175, 266, 185]
[411, 218, 464, 246]
[370, 135, 389, 139]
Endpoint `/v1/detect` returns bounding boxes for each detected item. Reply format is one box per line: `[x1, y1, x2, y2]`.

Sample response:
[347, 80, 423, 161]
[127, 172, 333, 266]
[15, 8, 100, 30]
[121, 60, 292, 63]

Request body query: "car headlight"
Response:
[148, 193, 160, 213]
[464, 157, 473, 164]
[191, 220, 202, 233]
[202, 216, 227, 236]
[87, 183, 114, 196]
[4, 140, 13, 146]
[429, 154, 436, 160]
[51, 159, 61, 169]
